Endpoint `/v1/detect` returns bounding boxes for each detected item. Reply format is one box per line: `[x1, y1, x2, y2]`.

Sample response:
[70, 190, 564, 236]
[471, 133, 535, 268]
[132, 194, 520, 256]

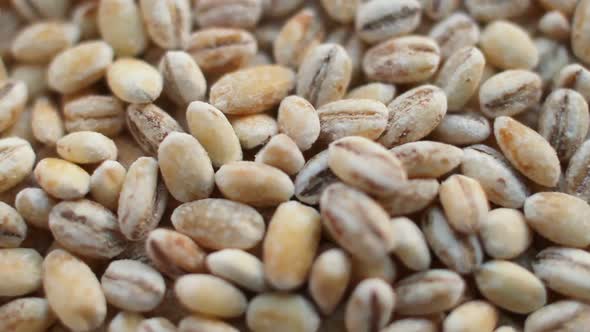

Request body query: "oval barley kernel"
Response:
[255, 134, 304, 175]
[345, 278, 396, 332]
[0, 137, 35, 193]
[172, 198, 265, 250]
[56, 131, 117, 164]
[215, 161, 293, 207]
[363, 36, 441, 84]
[439, 174, 489, 234]
[395, 269, 465, 315]
[101, 259, 166, 312]
[444, 300, 498, 332]
[90, 160, 126, 211]
[0, 80, 28, 132]
[539, 11, 570, 41]
[195, 0, 262, 29]
[47, 41, 114, 94]
[0, 202, 26, 248]
[309, 248, 351, 315]
[391, 140, 462, 179]
[391, 217, 431, 271]
[475, 260, 546, 314]
[230, 113, 278, 150]
[126, 103, 183, 156]
[565, 139, 590, 203]
[355, 0, 422, 44]
[11, 22, 79, 63]
[480, 208, 532, 259]
[317, 98, 388, 145]
[246, 293, 320, 332]
[277, 95, 320, 151]
[431, 112, 491, 146]
[108, 311, 144, 332]
[294, 150, 339, 205]
[480, 21, 538, 70]
[207, 249, 266, 292]
[480, 70, 542, 118]
[34, 158, 90, 200]
[31, 97, 64, 147]
[185, 28, 257, 76]
[159, 51, 207, 107]
[533, 247, 590, 302]
[0, 248, 42, 296]
[0, 297, 56, 332]
[495, 116, 561, 187]
[345, 83, 396, 105]
[429, 12, 480, 59]
[524, 192, 590, 247]
[43, 249, 107, 332]
[146, 228, 206, 279]
[210, 65, 295, 115]
[107, 58, 163, 104]
[63, 95, 125, 137]
[379, 85, 447, 148]
[158, 132, 214, 202]
[15, 187, 55, 229]
[377, 179, 439, 216]
[320, 183, 395, 263]
[273, 8, 325, 69]
[524, 300, 590, 332]
[140, 0, 191, 50]
[118, 157, 168, 241]
[175, 274, 247, 318]
[98, 0, 147, 57]
[573, 0, 590, 66]
[328, 136, 407, 196]
[553, 63, 590, 102]
[296, 43, 352, 107]
[538, 89, 589, 161]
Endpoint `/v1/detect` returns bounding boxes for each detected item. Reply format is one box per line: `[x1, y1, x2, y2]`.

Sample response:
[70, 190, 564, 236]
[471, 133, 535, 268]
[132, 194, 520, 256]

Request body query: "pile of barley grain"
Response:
[1, 0, 590, 331]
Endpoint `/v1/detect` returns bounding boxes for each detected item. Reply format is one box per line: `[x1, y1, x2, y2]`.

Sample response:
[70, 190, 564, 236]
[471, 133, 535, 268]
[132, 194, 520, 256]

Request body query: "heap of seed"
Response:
[2, 0, 590, 331]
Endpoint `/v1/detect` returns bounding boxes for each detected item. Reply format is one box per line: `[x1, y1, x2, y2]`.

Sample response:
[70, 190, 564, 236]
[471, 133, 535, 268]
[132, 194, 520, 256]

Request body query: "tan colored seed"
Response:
[0, 201, 26, 248]
[195, 0, 263, 29]
[98, 0, 147, 56]
[215, 161, 293, 207]
[355, 0, 422, 44]
[0, 248, 42, 296]
[553, 63, 590, 102]
[524, 192, 590, 247]
[56, 131, 117, 164]
[395, 269, 465, 315]
[158, 51, 207, 107]
[172, 198, 265, 250]
[186, 101, 242, 167]
[108, 311, 144, 332]
[63, 95, 125, 137]
[377, 179, 439, 216]
[277, 95, 320, 151]
[230, 113, 278, 149]
[140, 0, 191, 50]
[309, 248, 351, 315]
[43, 249, 107, 332]
[296, 43, 352, 107]
[0, 80, 28, 132]
[185, 28, 257, 75]
[126, 103, 183, 156]
[328, 136, 407, 196]
[246, 293, 320, 332]
[273, 8, 325, 69]
[264, 201, 321, 290]
[345, 278, 396, 332]
[436, 47, 485, 111]
[533, 247, 590, 302]
[391, 140, 463, 179]
[461, 145, 529, 208]
[0, 297, 56, 332]
[210, 65, 295, 115]
[345, 83, 396, 104]
[294, 150, 339, 205]
[539, 11, 570, 41]
[10, 64, 47, 99]
[391, 217, 431, 271]
[379, 85, 447, 148]
[47, 41, 114, 94]
[178, 315, 239, 332]
[429, 13, 480, 59]
[439, 174, 489, 234]
[480, 70, 542, 118]
[494, 116, 561, 187]
[34, 158, 90, 200]
[565, 139, 590, 203]
[480, 21, 538, 70]
[175, 274, 247, 318]
[118, 157, 168, 241]
[255, 134, 305, 175]
[480, 208, 532, 259]
[15, 187, 56, 229]
[206, 249, 267, 292]
[31, 97, 64, 147]
[538, 89, 589, 161]
[90, 160, 126, 211]
[101, 259, 166, 312]
[475, 260, 546, 314]
[11, 22, 79, 64]
[443, 300, 498, 332]
[317, 98, 388, 144]
[525, 300, 590, 332]
[464, 0, 530, 22]
[573, 0, 590, 65]
[0, 137, 35, 193]
[320, 183, 395, 263]
[158, 132, 214, 202]
[146, 228, 205, 279]
[422, 206, 483, 275]
[107, 58, 163, 103]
